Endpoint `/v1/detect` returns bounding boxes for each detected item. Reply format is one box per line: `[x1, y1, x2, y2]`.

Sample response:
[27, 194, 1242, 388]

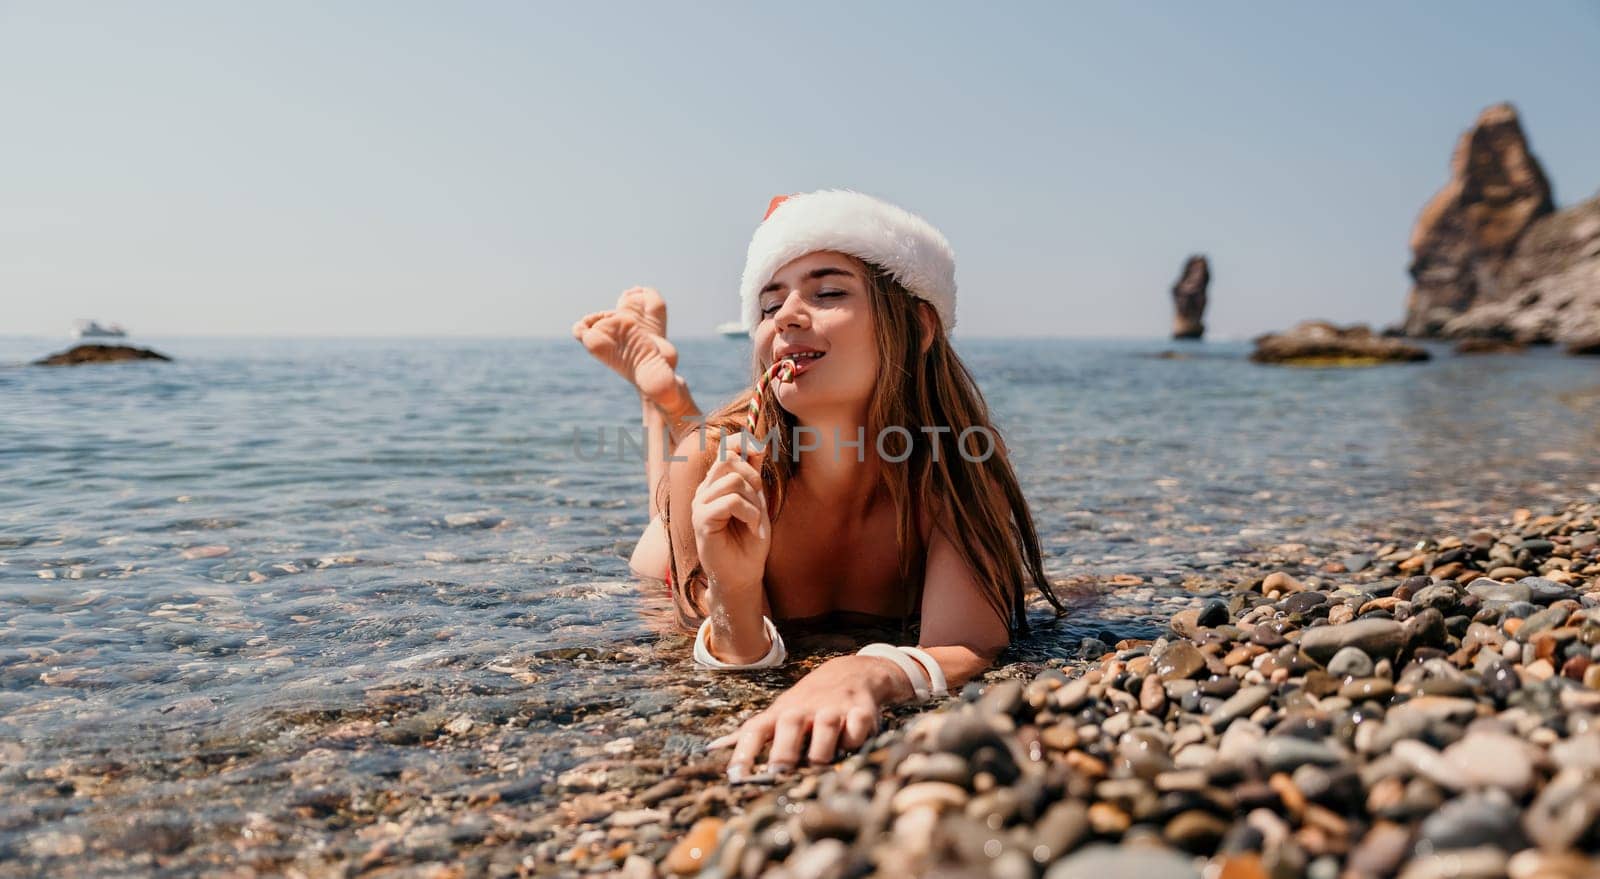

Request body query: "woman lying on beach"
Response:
[573, 190, 1065, 781]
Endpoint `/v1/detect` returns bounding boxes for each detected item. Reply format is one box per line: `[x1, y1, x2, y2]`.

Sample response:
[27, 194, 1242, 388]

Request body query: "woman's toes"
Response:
[618, 286, 668, 338]
[573, 310, 610, 341]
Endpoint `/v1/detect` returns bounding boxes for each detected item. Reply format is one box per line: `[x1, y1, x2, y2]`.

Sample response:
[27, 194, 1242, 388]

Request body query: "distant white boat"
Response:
[72, 319, 127, 339]
[715, 320, 748, 339]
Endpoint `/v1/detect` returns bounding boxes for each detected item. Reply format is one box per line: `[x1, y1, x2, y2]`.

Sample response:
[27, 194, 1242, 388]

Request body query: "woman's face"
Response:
[753, 250, 879, 422]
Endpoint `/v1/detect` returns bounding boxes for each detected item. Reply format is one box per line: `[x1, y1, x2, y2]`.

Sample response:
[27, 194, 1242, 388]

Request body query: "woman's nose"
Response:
[773, 291, 809, 329]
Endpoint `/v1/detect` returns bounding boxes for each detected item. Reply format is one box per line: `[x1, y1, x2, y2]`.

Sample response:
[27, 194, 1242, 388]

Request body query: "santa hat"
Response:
[739, 190, 957, 333]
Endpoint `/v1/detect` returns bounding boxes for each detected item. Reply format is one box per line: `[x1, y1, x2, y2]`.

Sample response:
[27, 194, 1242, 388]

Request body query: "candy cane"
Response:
[746, 358, 796, 435]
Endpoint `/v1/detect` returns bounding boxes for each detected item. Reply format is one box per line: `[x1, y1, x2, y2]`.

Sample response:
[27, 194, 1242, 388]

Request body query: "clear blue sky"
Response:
[3, 2, 1598, 339]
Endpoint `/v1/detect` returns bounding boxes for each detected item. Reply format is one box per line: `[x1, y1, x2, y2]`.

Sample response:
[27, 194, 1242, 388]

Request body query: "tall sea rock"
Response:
[1171, 255, 1209, 340]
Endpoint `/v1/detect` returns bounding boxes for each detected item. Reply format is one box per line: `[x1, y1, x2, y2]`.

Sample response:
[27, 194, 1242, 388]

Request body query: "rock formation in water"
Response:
[1170, 255, 1209, 340]
[1438, 194, 1600, 348]
[1401, 103, 1600, 347]
[33, 344, 172, 366]
[1402, 103, 1554, 336]
[1251, 321, 1429, 366]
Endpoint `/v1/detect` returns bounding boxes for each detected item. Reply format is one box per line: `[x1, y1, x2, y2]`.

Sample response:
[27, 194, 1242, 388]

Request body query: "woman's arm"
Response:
[716, 513, 1011, 779]
[909, 514, 1012, 685]
[665, 429, 775, 662]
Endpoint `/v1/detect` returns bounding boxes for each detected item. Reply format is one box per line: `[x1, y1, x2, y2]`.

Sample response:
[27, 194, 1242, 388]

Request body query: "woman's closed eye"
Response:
[761, 289, 846, 317]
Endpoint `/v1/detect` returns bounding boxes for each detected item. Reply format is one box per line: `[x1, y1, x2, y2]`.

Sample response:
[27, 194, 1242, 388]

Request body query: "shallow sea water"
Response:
[1, 334, 1598, 868]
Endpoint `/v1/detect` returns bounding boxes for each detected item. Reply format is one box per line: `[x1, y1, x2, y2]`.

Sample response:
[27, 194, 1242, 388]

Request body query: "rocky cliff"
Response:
[1402, 103, 1600, 350]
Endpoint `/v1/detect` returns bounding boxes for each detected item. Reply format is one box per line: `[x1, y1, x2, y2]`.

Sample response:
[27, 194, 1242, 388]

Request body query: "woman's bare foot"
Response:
[573, 310, 685, 415]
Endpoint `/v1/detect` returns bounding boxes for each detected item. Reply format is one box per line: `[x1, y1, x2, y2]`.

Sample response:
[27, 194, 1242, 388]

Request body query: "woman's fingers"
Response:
[726, 714, 776, 781]
[841, 704, 879, 751]
[705, 441, 764, 488]
[718, 431, 768, 470]
[698, 471, 762, 510]
[806, 708, 844, 766]
[695, 494, 762, 536]
[766, 710, 808, 773]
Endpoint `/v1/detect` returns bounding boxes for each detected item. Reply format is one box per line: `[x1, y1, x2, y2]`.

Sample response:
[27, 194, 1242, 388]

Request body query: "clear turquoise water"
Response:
[1, 334, 1598, 789]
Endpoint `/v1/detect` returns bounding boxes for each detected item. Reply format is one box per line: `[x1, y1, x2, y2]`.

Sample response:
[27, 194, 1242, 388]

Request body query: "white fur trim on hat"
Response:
[739, 190, 957, 333]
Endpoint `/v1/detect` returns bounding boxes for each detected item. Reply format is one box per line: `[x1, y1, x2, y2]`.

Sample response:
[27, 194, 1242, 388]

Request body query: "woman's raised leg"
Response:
[574, 287, 703, 576]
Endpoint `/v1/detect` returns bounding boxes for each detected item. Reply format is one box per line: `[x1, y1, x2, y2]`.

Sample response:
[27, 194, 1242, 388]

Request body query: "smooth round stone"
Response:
[664, 817, 724, 875]
[979, 680, 1025, 718]
[1165, 679, 1200, 701]
[891, 781, 968, 815]
[1348, 822, 1412, 876]
[1086, 802, 1132, 835]
[1392, 740, 1462, 791]
[1170, 608, 1203, 640]
[1140, 674, 1167, 713]
[1027, 801, 1090, 864]
[1053, 678, 1092, 711]
[1467, 578, 1533, 604]
[1521, 577, 1575, 604]
[1299, 619, 1406, 663]
[1507, 849, 1599, 879]
[1043, 843, 1200, 879]
[1416, 790, 1526, 852]
[1281, 592, 1328, 615]
[1441, 732, 1534, 795]
[1395, 848, 1508, 879]
[1411, 584, 1462, 613]
[1327, 646, 1375, 679]
[1164, 810, 1229, 853]
[1197, 600, 1230, 628]
[1039, 723, 1080, 753]
[1385, 696, 1480, 726]
[1173, 744, 1218, 769]
[1341, 677, 1395, 702]
[1212, 685, 1272, 728]
[1549, 734, 1600, 769]
[1155, 641, 1207, 681]
[1259, 737, 1343, 774]
[966, 788, 1020, 826]
[1217, 721, 1265, 766]
[897, 752, 971, 787]
[935, 713, 1007, 757]
[784, 837, 847, 879]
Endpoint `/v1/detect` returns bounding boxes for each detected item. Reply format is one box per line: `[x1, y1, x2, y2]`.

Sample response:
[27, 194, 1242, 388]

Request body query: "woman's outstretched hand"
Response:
[691, 430, 772, 594]
[708, 655, 904, 779]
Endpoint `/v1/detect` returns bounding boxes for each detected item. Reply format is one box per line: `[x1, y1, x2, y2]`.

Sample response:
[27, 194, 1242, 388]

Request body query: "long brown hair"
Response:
[662, 258, 1065, 636]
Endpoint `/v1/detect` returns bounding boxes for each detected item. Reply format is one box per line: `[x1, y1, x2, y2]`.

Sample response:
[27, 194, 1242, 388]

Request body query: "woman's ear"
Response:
[917, 301, 937, 356]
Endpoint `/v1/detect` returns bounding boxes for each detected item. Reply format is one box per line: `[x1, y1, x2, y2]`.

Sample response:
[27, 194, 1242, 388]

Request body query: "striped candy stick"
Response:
[746, 358, 796, 435]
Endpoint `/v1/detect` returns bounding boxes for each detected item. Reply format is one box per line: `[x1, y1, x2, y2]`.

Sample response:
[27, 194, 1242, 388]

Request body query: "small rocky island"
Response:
[1251, 322, 1429, 367]
[32, 344, 172, 366]
[1171, 256, 1210, 340]
[1401, 103, 1600, 355]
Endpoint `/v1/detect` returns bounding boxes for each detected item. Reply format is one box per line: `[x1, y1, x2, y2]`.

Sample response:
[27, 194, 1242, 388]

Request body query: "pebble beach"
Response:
[537, 501, 1600, 879]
